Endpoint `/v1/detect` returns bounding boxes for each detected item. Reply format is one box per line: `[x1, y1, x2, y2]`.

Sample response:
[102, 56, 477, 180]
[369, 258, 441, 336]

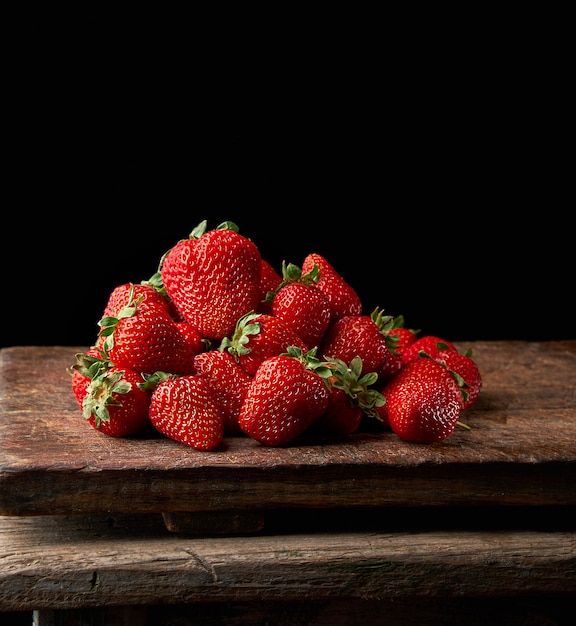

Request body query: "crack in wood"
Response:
[90, 570, 100, 591]
[182, 548, 219, 583]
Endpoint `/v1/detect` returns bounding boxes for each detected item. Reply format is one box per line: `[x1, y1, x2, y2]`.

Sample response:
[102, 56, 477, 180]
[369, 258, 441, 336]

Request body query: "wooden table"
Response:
[1, 342, 575, 625]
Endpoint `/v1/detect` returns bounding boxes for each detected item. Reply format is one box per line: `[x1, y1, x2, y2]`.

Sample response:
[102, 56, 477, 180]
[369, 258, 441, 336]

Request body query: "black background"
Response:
[3, 26, 572, 350]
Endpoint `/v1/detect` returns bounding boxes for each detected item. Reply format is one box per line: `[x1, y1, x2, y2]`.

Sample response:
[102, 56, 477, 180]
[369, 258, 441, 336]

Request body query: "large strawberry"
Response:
[148, 374, 224, 450]
[238, 346, 332, 446]
[160, 220, 262, 340]
[220, 311, 309, 377]
[98, 302, 202, 376]
[301, 252, 362, 325]
[269, 262, 331, 347]
[79, 366, 153, 437]
[383, 357, 463, 444]
[192, 350, 252, 435]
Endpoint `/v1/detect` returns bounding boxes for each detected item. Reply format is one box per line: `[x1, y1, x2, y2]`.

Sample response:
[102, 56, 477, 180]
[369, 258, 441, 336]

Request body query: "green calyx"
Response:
[282, 345, 333, 383]
[370, 307, 399, 353]
[370, 308, 418, 355]
[141, 271, 169, 299]
[189, 219, 209, 239]
[139, 370, 179, 393]
[324, 355, 386, 417]
[69, 348, 110, 380]
[219, 311, 262, 358]
[215, 220, 240, 233]
[82, 369, 134, 427]
[189, 219, 240, 239]
[265, 261, 320, 304]
[282, 260, 320, 285]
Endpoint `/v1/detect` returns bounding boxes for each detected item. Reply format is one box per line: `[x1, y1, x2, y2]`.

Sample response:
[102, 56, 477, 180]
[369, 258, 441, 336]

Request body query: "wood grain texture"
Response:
[0, 513, 574, 611]
[0, 342, 575, 516]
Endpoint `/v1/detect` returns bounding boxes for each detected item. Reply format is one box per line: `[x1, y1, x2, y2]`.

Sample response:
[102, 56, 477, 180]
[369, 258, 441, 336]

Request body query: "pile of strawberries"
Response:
[70, 219, 482, 450]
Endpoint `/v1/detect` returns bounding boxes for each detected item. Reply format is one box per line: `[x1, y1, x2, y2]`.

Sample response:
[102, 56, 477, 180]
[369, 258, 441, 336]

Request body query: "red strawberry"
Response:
[269, 262, 331, 347]
[238, 347, 332, 446]
[192, 350, 252, 435]
[98, 304, 201, 376]
[101, 282, 172, 320]
[319, 308, 395, 375]
[174, 322, 207, 354]
[376, 317, 419, 383]
[401, 335, 456, 365]
[383, 358, 463, 444]
[220, 312, 309, 376]
[140, 271, 186, 322]
[313, 387, 363, 436]
[311, 355, 385, 436]
[257, 258, 282, 315]
[433, 348, 482, 410]
[69, 347, 110, 406]
[301, 252, 362, 325]
[161, 220, 262, 340]
[79, 366, 152, 437]
[148, 375, 224, 451]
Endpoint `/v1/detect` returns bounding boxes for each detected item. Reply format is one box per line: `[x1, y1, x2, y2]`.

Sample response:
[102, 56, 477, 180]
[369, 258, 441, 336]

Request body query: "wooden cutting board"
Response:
[1, 341, 575, 531]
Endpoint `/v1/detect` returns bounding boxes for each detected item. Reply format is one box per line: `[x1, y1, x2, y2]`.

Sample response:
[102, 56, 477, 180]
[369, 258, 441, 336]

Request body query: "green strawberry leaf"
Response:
[219, 311, 261, 357]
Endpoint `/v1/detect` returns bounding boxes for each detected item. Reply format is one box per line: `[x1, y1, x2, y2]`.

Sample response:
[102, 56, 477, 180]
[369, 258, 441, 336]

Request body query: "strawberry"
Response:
[319, 308, 396, 375]
[257, 258, 282, 315]
[376, 316, 419, 383]
[312, 387, 363, 436]
[238, 347, 332, 446]
[401, 334, 456, 365]
[160, 220, 262, 340]
[96, 282, 174, 350]
[311, 355, 385, 436]
[148, 374, 224, 450]
[301, 252, 362, 325]
[175, 322, 208, 354]
[383, 357, 463, 444]
[98, 302, 202, 376]
[433, 348, 482, 410]
[79, 366, 152, 437]
[140, 271, 186, 322]
[192, 350, 252, 435]
[269, 262, 331, 347]
[69, 347, 110, 407]
[220, 312, 309, 377]
[101, 282, 172, 320]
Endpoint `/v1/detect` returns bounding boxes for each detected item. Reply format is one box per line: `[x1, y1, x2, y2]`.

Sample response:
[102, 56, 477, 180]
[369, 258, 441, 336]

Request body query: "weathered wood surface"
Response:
[0, 342, 575, 517]
[0, 513, 574, 612]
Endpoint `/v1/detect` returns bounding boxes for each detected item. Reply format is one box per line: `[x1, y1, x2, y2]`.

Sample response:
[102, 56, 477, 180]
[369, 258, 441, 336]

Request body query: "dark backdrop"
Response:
[3, 127, 571, 349]
[3, 34, 571, 349]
